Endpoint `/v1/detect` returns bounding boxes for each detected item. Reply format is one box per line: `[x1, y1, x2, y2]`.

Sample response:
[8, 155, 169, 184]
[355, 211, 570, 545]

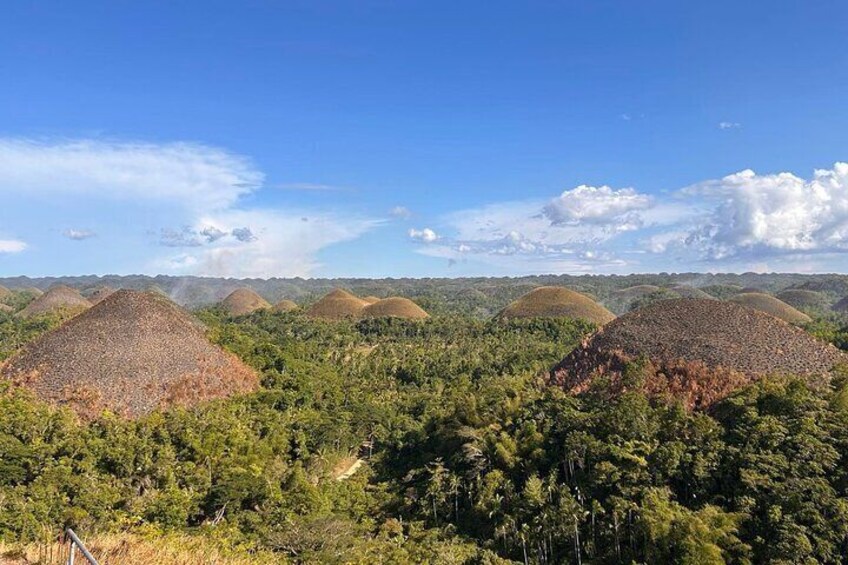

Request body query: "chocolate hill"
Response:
[85, 285, 117, 305]
[0, 303, 12, 314]
[307, 289, 368, 319]
[729, 292, 811, 324]
[362, 296, 381, 304]
[0, 285, 10, 301]
[552, 299, 844, 410]
[1, 290, 257, 419]
[499, 286, 615, 325]
[669, 285, 716, 300]
[362, 297, 429, 319]
[272, 299, 299, 313]
[18, 285, 91, 318]
[221, 288, 270, 316]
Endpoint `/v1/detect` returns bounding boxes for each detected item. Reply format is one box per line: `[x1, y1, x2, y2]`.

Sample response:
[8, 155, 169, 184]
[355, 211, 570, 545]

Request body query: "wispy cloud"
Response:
[0, 137, 381, 276]
[276, 182, 347, 192]
[63, 228, 96, 241]
[718, 121, 741, 130]
[0, 239, 26, 254]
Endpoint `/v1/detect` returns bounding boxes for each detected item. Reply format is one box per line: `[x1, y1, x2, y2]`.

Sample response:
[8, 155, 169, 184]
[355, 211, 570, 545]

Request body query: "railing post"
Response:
[64, 529, 98, 565]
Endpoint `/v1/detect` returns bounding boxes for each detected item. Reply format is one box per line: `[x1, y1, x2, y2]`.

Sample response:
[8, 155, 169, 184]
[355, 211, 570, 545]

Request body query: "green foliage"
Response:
[3, 306, 848, 562]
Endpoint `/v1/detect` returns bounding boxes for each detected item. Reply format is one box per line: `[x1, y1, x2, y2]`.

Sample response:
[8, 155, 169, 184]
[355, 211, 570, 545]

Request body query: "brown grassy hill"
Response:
[1, 290, 257, 419]
[85, 285, 117, 305]
[362, 297, 429, 319]
[18, 285, 91, 318]
[0, 304, 12, 314]
[551, 299, 844, 410]
[221, 288, 270, 316]
[362, 296, 381, 304]
[0, 285, 10, 301]
[272, 299, 299, 313]
[729, 292, 811, 324]
[775, 289, 831, 312]
[22, 287, 43, 297]
[306, 289, 368, 320]
[498, 286, 615, 325]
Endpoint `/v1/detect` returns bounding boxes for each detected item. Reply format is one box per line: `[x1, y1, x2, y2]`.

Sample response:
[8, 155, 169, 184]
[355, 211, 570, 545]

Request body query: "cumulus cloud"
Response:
[63, 229, 96, 240]
[677, 163, 848, 259]
[543, 185, 652, 231]
[409, 227, 438, 243]
[0, 239, 26, 253]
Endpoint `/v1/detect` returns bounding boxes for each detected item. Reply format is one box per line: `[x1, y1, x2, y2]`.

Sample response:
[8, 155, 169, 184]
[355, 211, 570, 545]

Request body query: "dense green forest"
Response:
[4, 289, 848, 562]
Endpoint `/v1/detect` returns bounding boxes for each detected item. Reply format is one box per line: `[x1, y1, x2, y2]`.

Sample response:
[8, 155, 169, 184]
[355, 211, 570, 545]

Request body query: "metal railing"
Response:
[64, 529, 99, 565]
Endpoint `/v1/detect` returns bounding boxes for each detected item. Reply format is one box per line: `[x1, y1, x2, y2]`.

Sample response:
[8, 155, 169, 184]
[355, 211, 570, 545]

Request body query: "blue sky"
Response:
[1, 1, 847, 278]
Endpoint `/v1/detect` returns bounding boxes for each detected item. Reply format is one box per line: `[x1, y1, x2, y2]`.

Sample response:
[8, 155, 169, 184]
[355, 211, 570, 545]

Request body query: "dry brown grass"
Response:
[18, 286, 91, 319]
[0, 285, 11, 301]
[84, 285, 117, 305]
[1, 290, 258, 419]
[306, 289, 368, 320]
[362, 296, 381, 304]
[221, 288, 270, 316]
[0, 531, 278, 564]
[272, 299, 299, 313]
[0, 304, 12, 314]
[361, 297, 429, 319]
[729, 292, 811, 324]
[552, 298, 843, 409]
[498, 286, 615, 325]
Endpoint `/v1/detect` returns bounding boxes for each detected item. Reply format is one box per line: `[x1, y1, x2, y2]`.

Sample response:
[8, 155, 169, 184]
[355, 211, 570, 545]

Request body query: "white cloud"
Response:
[390, 206, 412, 219]
[0, 137, 380, 276]
[63, 229, 96, 240]
[677, 163, 848, 259]
[160, 209, 381, 277]
[0, 239, 26, 253]
[543, 185, 652, 230]
[415, 165, 848, 273]
[718, 121, 741, 130]
[0, 138, 262, 211]
[409, 227, 438, 243]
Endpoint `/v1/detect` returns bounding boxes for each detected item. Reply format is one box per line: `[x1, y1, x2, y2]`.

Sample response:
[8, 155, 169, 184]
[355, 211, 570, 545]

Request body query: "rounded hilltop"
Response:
[84, 285, 117, 305]
[272, 299, 299, 313]
[552, 299, 844, 410]
[221, 288, 270, 316]
[18, 285, 91, 318]
[729, 292, 811, 324]
[362, 297, 429, 319]
[668, 284, 716, 300]
[362, 296, 381, 304]
[307, 289, 368, 319]
[1, 290, 258, 419]
[498, 286, 615, 325]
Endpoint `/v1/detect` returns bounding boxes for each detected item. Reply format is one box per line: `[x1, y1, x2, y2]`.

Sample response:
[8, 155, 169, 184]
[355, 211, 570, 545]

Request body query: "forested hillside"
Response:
[2, 287, 848, 562]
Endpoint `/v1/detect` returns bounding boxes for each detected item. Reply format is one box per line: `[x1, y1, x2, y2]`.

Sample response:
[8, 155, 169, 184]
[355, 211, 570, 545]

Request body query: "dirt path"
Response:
[334, 458, 365, 481]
